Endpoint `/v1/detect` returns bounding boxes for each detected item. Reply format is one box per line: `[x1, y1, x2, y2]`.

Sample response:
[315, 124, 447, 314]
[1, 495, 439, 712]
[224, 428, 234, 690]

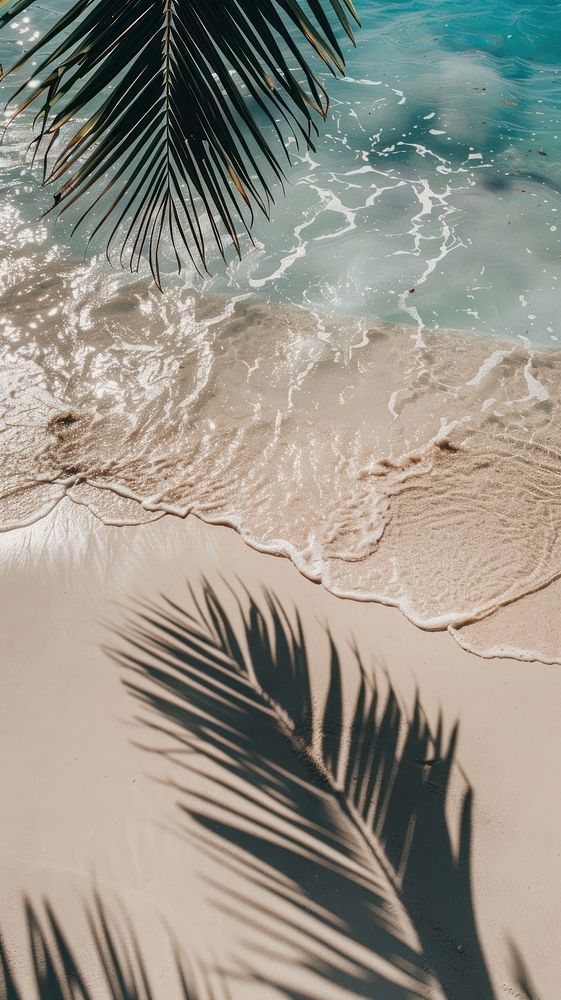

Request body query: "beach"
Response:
[2, 501, 560, 998]
[1, 0, 561, 995]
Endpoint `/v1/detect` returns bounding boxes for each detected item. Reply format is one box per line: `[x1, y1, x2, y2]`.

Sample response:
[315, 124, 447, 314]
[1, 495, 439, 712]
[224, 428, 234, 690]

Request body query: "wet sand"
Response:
[5, 289, 561, 665]
[1, 501, 559, 999]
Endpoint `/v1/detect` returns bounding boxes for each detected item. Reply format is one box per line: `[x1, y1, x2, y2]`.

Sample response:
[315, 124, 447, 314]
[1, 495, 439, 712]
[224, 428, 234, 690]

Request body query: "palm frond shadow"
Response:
[111, 579, 536, 1000]
[0, 891, 218, 1000]
[509, 942, 540, 1000]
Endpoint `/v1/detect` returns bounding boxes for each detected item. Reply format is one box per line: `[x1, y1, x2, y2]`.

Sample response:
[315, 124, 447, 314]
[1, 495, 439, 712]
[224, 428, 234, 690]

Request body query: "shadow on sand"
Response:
[110, 577, 538, 1000]
[0, 892, 219, 1000]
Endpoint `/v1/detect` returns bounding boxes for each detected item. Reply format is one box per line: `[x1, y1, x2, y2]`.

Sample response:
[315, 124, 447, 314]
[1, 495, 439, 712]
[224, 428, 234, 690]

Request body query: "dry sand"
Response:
[1, 500, 560, 999]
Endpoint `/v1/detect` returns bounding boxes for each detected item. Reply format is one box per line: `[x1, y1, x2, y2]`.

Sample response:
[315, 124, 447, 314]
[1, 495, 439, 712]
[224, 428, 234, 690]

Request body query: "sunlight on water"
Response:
[1, 1, 561, 662]
[1, 1, 560, 341]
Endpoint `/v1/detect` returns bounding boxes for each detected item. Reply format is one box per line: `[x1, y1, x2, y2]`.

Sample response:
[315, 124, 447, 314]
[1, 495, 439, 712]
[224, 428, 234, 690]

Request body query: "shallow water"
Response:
[1, 1, 561, 661]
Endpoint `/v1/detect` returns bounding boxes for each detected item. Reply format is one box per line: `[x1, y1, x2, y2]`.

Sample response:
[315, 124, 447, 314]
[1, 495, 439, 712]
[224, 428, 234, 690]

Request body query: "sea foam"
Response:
[2, 258, 561, 664]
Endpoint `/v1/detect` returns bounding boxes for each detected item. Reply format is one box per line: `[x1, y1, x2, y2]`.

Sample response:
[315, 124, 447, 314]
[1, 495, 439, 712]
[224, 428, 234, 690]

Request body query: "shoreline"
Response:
[3, 294, 561, 663]
[8, 486, 561, 664]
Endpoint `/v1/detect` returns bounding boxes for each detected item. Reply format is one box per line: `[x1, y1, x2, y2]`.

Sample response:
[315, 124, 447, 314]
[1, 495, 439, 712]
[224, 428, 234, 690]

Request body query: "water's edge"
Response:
[3, 281, 561, 664]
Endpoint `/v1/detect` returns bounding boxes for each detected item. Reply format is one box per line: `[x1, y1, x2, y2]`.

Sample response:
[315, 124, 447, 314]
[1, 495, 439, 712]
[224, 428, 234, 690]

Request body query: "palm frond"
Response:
[111, 578, 510, 999]
[0, 0, 359, 286]
[0, 892, 216, 1000]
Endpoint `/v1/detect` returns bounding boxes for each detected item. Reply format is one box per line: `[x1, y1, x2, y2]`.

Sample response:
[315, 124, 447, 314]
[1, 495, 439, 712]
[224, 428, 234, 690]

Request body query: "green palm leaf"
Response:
[0, 0, 359, 286]
[112, 578, 526, 1000]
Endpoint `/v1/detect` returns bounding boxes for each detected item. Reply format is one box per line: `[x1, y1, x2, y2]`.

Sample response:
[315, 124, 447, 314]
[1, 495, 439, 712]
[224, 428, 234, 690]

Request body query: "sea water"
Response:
[1, 1, 561, 661]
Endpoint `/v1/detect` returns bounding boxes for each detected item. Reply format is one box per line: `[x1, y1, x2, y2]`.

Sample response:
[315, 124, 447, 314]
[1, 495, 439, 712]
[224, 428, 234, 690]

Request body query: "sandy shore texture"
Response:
[1, 502, 559, 999]
[5, 287, 561, 665]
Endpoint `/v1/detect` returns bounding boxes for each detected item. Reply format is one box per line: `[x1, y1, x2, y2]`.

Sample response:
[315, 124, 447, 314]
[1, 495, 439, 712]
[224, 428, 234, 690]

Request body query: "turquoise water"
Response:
[216, 0, 561, 342]
[0, 1, 560, 341]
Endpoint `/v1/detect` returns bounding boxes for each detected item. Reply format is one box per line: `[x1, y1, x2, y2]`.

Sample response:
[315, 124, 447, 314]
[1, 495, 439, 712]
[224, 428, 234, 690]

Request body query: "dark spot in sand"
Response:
[59, 413, 78, 427]
[61, 466, 80, 477]
[435, 438, 460, 453]
[48, 412, 80, 436]
[367, 327, 388, 343]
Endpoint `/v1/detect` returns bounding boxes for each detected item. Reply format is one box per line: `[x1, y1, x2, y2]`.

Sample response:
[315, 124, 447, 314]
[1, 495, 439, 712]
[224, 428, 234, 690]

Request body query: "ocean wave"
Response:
[1, 254, 561, 663]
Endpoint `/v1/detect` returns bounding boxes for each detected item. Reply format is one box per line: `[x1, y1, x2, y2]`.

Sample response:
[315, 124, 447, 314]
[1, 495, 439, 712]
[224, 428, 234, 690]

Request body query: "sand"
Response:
[1, 501, 560, 999]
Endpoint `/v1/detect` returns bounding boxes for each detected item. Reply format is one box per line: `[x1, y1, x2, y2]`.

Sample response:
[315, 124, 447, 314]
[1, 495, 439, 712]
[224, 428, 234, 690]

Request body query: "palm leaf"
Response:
[110, 578, 529, 999]
[0, 892, 218, 999]
[0, 0, 358, 286]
